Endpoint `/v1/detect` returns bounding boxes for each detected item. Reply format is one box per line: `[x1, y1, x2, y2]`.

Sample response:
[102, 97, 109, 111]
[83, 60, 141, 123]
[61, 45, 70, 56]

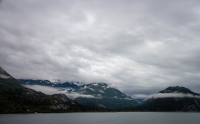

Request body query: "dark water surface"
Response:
[0, 112, 200, 124]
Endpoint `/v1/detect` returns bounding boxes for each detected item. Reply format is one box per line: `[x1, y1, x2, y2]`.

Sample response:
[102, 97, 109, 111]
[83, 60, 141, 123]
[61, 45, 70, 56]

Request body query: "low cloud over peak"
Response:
[132, 93, 200, 100]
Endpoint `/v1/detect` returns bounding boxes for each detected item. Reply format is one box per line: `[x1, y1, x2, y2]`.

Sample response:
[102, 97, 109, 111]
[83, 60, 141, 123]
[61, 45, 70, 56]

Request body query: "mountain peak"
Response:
[159, 86, 198, 95]
[90, 82, 108, 87]
[0, 67, 12, 79]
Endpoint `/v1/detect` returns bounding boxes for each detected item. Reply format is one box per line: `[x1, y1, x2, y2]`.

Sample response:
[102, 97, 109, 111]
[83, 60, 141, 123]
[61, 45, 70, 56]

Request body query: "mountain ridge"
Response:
[19, 79, 139, 109]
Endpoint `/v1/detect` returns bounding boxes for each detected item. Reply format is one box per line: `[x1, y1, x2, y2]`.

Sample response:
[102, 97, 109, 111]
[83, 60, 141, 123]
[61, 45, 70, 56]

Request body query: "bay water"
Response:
[0, 112, 200, 124]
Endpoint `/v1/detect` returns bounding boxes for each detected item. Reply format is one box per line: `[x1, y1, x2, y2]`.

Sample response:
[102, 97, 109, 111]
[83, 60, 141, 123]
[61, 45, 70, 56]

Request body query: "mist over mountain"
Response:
[132, 86, 200, 112]
[0, 67, 101, 113]
[2, 66, 200, 112]
[19, 79, 139, 109]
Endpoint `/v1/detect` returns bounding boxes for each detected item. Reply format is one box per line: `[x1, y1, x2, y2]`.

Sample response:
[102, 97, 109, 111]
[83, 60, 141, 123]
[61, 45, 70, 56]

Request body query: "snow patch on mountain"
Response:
[88, 87, 94, 91]
[99, 90, 104, 93]
[92, 83, 98, 86]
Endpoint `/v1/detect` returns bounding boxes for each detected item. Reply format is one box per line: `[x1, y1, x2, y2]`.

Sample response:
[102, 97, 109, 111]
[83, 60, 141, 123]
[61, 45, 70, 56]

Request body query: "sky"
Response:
[1, 0, 200, 95]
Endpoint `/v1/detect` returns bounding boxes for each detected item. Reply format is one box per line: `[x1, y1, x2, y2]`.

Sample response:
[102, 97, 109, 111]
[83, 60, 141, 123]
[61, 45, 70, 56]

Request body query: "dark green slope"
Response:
[75, 83, 138, 109]
[76, 97, 138, 109]
[132, 86, 200, 112]
[0, 67, 99, 113]
[133, 98, 200, 112]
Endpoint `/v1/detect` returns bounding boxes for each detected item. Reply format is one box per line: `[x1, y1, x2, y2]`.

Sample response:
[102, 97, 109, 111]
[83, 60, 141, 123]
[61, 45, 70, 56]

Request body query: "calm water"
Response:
[0, 112, 200, 124]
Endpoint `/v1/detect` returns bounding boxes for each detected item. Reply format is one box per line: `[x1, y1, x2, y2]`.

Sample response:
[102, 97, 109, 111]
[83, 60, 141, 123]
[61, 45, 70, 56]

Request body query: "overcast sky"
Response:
[1, 0, 200, 95]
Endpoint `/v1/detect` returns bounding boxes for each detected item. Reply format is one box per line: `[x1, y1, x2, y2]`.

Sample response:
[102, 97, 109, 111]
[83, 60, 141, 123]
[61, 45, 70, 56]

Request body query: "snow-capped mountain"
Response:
[19, 79, 139, 109]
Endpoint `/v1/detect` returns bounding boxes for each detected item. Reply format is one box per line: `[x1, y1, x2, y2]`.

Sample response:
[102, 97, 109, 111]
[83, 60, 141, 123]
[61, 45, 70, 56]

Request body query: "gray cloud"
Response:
[1, 0, 200, 95]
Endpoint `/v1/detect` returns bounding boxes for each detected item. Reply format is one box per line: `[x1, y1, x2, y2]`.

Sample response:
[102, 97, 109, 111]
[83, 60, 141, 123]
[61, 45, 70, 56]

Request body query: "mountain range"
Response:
[19, 79, 139, 109]
[1, 66, 200, 112]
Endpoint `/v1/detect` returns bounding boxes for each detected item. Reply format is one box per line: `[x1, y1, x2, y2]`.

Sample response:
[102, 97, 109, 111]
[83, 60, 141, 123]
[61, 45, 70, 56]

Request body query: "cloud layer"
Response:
[1, 0, 200, 94]
[24, 85, 95, 99]
[132, 93, 200, 100]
